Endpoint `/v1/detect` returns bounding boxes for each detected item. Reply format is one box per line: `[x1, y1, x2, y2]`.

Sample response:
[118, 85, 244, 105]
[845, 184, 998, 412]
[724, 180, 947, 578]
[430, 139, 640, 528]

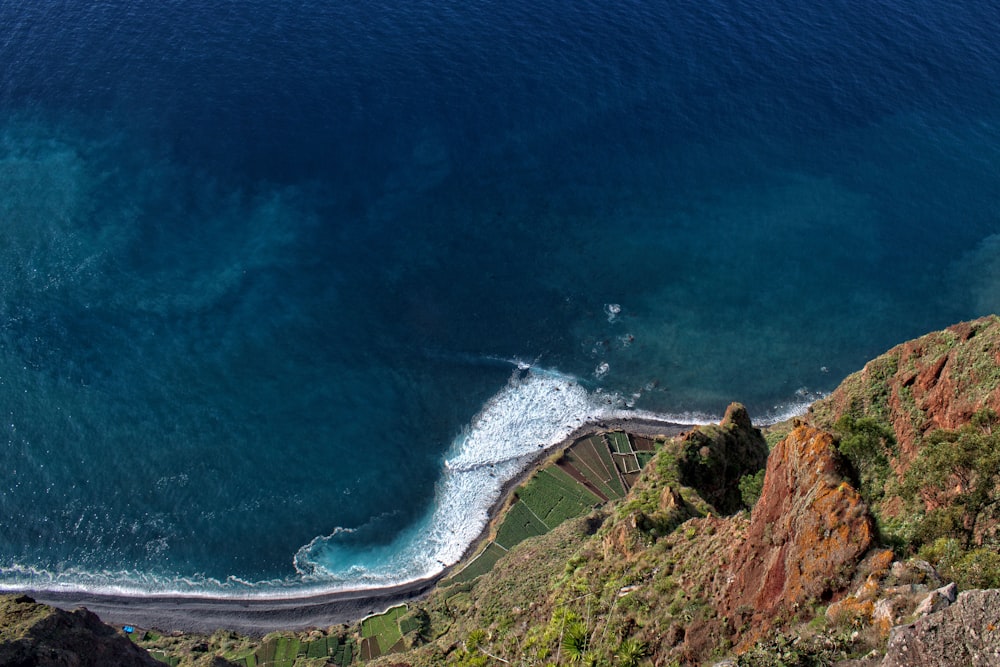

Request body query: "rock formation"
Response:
[0, 594, 161, 667]
[674, 402, 768, 514]
[881, 589, 1000, 667]
[722, 425, 875, 647]
[809, 314, 1000, 466]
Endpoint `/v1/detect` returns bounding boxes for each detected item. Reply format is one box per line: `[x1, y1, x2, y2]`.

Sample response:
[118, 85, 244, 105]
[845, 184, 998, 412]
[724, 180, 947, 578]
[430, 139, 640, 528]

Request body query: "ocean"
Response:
[1, 0, 998, 596]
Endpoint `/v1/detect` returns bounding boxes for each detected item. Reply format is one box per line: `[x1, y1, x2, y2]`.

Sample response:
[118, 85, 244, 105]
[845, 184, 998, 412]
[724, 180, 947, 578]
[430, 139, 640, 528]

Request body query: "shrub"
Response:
[833, 415, 895, 505]
[738, 469, 765, 510]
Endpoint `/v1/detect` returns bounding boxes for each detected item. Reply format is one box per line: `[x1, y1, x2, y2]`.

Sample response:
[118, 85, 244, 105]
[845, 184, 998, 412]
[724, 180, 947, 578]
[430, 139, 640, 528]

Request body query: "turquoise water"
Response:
[1, 0, 999, 595]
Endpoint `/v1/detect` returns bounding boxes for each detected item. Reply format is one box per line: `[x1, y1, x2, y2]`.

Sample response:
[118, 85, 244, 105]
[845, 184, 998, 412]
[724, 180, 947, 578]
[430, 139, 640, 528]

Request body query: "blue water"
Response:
[1, 0, 998, 596]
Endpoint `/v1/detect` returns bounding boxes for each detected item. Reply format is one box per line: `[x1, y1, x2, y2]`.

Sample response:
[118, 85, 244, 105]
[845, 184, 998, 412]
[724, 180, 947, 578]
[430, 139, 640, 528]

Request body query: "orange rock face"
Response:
[722, 426, 874, 646]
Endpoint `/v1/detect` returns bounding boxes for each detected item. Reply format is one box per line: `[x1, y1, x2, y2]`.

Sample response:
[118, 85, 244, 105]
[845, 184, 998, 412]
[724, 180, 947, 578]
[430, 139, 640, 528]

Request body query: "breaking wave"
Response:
[291, 367, 615, 590]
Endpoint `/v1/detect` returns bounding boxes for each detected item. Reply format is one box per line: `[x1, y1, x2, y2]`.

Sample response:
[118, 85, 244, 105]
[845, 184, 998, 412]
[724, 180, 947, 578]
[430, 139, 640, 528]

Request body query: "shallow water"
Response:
[1, 0, 999, 595]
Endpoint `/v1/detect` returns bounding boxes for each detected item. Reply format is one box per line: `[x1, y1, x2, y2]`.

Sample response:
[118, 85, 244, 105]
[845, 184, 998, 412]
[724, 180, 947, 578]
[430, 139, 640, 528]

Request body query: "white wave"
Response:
[292, 367, 616, 589]
[604, 303, 622, 322]
[0, 562, 310, 599]
[757, 394, 825, 425]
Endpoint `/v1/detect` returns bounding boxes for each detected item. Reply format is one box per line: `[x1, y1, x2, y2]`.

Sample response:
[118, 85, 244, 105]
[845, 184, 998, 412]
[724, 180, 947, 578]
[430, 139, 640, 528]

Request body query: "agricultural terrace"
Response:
[359, 604, 408, 660]
[446, 431, 659, 587]
[141, 631, 356, 667]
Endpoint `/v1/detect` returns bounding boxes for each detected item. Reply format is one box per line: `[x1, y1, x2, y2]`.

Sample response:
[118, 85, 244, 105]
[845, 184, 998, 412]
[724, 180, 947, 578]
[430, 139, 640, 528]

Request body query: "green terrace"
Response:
[359, 604, 408, 660]
[140, 629, 355, 667]
[444, 431, 659, 588]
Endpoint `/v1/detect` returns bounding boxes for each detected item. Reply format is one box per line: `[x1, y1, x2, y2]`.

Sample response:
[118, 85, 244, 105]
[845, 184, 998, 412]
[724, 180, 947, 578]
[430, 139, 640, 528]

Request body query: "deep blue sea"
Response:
[1, 0, 998, 596]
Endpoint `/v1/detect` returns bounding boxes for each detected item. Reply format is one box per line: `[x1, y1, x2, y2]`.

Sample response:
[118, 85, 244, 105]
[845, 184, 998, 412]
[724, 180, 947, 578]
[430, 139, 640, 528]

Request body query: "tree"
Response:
[905, 408, 1000, 548]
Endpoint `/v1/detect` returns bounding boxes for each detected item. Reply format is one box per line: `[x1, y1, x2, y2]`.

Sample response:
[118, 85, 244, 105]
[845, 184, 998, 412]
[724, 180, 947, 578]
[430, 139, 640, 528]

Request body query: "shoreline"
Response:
[23, 416, 692, 636]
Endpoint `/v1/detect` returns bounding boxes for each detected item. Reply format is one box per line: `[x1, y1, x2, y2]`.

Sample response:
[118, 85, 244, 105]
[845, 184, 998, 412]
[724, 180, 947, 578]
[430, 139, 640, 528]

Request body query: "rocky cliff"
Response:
[0, 594, 161, 667]
[808, 314, 1000, 465]
[723, 426, 874, 648]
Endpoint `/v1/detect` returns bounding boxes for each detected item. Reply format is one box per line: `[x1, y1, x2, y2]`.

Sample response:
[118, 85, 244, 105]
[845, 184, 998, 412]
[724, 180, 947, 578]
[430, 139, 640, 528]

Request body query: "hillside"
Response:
[3, 317, 999, 666]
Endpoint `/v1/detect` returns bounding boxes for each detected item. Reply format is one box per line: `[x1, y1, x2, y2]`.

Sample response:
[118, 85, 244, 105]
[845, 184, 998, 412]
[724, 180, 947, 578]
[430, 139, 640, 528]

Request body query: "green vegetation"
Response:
[360, 605, 407, 657]
[902, 408, 1000, 588]
[138, 629, 353, 667]
[495, 498, 549, 549]
[614, 637, 648, 667]
[150, 652, 181, 667]
[904, 408, 1000, 548]
[519, 468, 601, 528]
[453, 432, 650, 584]
[833, 415, 896, 505]
[447, 542, 508, 585]
[738, 469, 765, 509]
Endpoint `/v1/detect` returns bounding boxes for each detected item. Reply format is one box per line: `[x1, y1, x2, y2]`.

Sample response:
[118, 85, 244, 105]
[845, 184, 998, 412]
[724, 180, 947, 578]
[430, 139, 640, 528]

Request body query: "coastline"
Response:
[24, 416, 692, 636]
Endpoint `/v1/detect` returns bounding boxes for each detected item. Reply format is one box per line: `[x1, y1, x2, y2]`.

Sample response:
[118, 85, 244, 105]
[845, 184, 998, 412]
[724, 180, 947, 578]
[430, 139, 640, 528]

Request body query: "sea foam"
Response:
[291, 366, 613, 589]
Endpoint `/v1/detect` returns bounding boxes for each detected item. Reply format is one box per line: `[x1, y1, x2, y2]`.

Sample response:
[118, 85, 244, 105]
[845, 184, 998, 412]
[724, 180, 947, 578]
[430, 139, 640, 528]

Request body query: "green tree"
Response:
[905, 408, 1000, 548]
[738, 470, 765, 510]
[833, 415, 895, 504]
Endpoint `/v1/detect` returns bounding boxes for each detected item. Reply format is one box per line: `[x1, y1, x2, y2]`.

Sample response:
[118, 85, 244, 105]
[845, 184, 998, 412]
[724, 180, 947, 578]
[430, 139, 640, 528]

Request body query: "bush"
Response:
[738, 469, 765, 510]
[905, 409, 1000, 549]
[919, 537, 1000, 589]
[833, 415, 895, 505]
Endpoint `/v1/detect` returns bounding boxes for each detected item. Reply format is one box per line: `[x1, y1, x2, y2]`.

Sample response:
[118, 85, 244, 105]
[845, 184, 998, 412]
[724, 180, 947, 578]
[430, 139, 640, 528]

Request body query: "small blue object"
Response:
[123, 625, 135, 634]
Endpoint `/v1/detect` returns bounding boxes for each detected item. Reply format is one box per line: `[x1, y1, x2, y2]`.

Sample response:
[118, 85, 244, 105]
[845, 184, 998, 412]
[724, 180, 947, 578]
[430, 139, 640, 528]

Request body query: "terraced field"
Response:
[359, 605, 407, 660]
[446, 430, 660, 587]
[220, 634, 354, 667]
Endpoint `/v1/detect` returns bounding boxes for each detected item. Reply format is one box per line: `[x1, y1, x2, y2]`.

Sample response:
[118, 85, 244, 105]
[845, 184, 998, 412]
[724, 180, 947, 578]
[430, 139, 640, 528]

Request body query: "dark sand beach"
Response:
[26, 417, 691, 635]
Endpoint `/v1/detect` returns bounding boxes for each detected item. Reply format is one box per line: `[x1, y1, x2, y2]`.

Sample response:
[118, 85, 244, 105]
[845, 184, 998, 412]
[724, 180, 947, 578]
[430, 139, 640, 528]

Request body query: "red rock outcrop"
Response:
[810, 315, 1000, 467]
[722, 426, 874, 647]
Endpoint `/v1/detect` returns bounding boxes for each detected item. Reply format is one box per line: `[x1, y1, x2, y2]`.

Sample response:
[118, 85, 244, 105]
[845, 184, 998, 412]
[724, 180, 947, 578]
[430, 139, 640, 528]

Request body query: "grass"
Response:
[449, 542, 509, 584]
[150, 652, 181, 667]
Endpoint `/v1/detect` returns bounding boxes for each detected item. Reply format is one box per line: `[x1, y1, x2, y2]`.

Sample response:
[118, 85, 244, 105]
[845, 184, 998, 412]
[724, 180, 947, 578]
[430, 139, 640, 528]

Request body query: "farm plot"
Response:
[517, 468, 601, 528]
[360, 605, 407, 659]
[447, 541, 508, 585]
[608, 432, 642, 477]
[495, 498, 548, 549]
[225, 633, 352, 667]
[564, 436, 625, 499]
[441, 431, 661, 586]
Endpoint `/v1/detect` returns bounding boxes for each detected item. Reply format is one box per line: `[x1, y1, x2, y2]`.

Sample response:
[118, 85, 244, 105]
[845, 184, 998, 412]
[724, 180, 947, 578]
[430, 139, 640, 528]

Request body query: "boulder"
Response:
[882, 589, 1000, 667]
[914, 582, 958, 616]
